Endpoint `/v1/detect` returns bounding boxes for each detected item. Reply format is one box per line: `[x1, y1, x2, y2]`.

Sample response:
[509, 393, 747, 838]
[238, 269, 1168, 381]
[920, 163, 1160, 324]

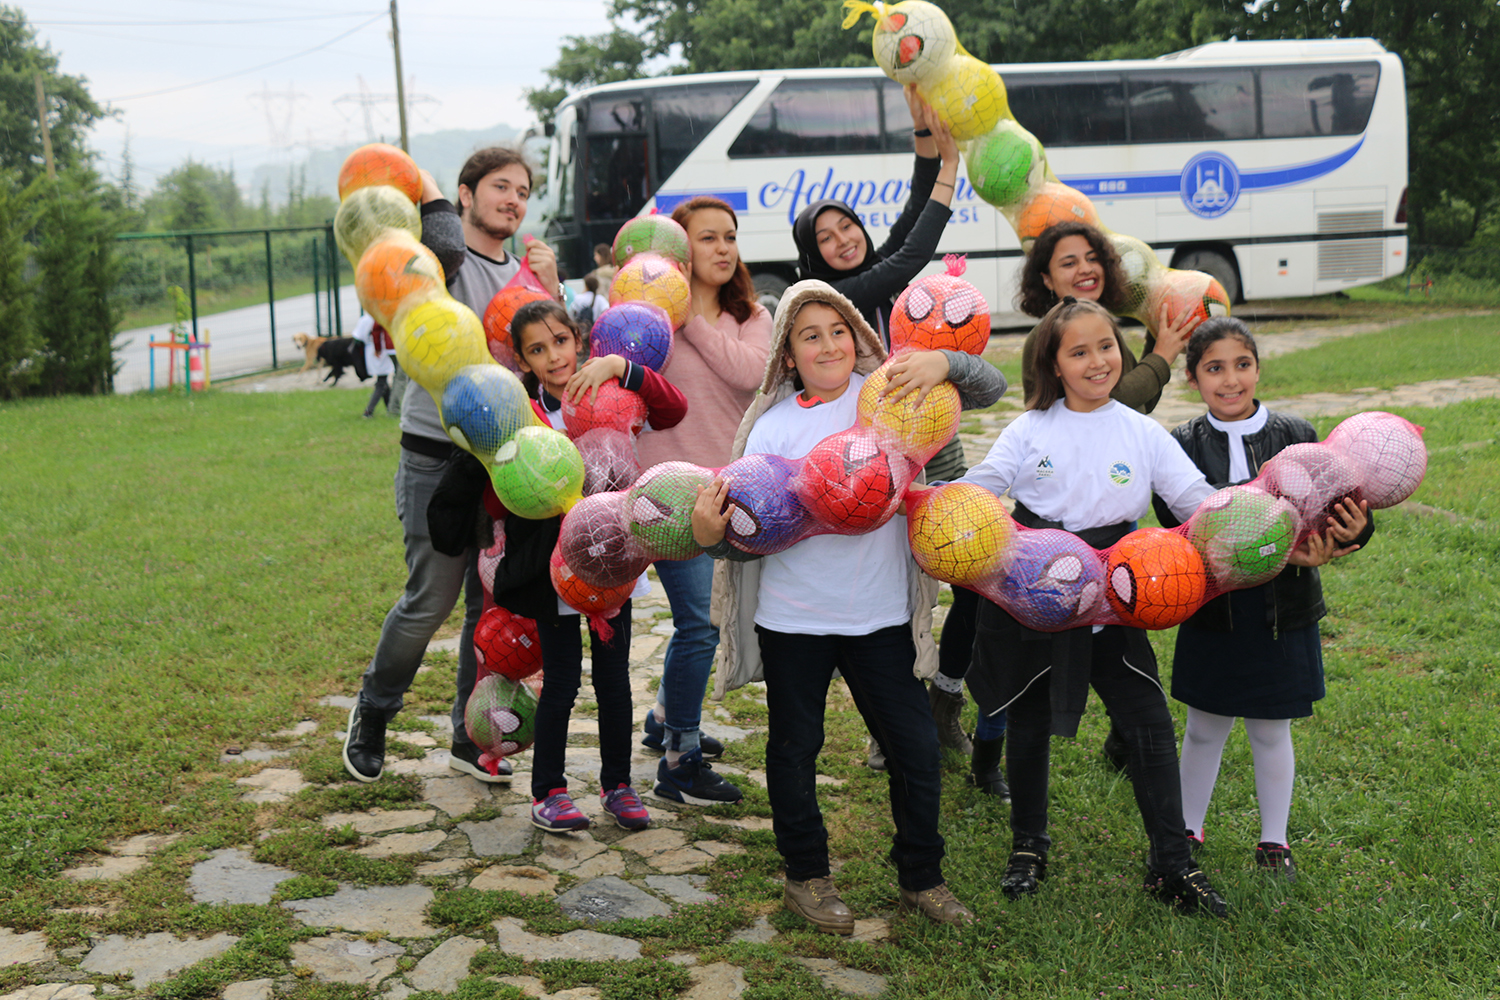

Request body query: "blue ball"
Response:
[720, 454, 812, 556]
[441, 365, 534, 462]
[997, 529, 1106, 631]
[590, 301, 674, 372]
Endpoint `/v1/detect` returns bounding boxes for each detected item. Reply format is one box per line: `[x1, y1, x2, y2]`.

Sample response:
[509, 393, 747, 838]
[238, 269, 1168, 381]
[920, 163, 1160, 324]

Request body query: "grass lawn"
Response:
[1259, 313, 1500, 397]
[2, 321, 1499, 998]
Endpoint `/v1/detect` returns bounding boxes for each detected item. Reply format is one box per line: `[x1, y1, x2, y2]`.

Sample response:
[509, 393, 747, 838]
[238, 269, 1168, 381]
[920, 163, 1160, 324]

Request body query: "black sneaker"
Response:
[1255, 842, 1297, 883]
[342, 702, 386, 783]
[449, 742, 513, 783]
[640, 712, 724, 759]
[651, 748, 743, 805]
[1000, 849, 1047, 899]
[1145, 866, 1230, 918]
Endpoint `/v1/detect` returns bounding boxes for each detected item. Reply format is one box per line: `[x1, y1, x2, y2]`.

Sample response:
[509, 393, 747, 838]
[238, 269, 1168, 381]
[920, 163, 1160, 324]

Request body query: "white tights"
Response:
[1179, 709, 1295, 847]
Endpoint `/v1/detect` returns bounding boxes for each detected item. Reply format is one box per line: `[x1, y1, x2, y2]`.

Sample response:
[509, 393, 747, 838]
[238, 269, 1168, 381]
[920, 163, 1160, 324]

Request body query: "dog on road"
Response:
[292, 332, 328, 371]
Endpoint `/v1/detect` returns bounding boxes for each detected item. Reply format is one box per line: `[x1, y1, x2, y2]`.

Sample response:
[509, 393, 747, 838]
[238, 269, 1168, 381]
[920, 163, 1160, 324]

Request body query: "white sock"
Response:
[1244, 717, 1295, 846]
[931, 673, 963, 696]
[1179, 708, 1235, 838]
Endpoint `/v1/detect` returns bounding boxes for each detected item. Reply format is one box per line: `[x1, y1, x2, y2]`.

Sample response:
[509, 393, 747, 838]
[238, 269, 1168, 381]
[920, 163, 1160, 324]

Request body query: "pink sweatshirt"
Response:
[636, 305, 773, 471]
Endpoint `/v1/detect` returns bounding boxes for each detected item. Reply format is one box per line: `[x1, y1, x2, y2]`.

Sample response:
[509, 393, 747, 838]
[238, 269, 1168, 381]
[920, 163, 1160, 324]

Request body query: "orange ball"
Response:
[338, 143, 421, 203]
[1104, 527, 1207, 630]
[890, 274, 991, 355]
[549, 549, 633, 619]
[355, 233, 444, 328]
[1015, 183, 1100, 242]
[482, 286, 554, 372]
[1144, 268, 1231, 332]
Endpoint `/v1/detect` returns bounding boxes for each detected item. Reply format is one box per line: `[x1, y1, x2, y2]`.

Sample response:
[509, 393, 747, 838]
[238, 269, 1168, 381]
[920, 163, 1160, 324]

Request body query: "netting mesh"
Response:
[856, 355, 963, 468]
[490, 425, 585, 520]
[793, 427, 912, 535]
[338, 143, 421, 203]
[474, 605, 543, 682]
[627, 462, 716, 560]
[356, 232, 444, 328]
[440, 364, 536, 462]
[465, 673, 540, 768]
[589, 302, 675, 372]
[481, 286, 553, 374]
[562, 382, 648, 438]
[575, 427, 643, 497]
[889, 272, 991, 356]
[334, 184, 421, 266]
[612, 215, 691, 270]
[558, 492, 652, 589]
[609, 253, 690, 329]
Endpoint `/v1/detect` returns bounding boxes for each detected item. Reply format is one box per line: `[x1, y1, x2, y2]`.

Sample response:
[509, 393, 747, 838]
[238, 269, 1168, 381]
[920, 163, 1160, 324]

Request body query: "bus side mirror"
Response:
[544, 121, 556, 138]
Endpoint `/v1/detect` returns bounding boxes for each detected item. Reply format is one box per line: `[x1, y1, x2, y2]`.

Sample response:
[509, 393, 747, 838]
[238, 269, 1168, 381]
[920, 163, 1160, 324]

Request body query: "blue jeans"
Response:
[652, 553, 718, 752]
[359, 447, 485, 754]
[530, 603, 634, 801]
[758, 623, 946, 892]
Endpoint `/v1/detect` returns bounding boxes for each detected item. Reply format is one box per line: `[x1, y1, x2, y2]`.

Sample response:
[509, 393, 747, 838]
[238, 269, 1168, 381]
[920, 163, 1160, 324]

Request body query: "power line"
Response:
[104, 12, 386, 102]
[20, 11, 382, 26]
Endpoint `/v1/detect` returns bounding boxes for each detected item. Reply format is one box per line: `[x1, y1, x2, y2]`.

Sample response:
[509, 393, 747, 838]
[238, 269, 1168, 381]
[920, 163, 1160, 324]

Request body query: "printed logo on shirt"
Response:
[1035, 456, 1054, 480]
[1108, 461, 1133, 486]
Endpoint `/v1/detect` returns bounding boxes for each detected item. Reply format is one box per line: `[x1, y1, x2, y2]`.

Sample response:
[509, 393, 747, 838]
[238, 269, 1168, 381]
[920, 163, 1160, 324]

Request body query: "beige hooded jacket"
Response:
[709, 280, 942, 699]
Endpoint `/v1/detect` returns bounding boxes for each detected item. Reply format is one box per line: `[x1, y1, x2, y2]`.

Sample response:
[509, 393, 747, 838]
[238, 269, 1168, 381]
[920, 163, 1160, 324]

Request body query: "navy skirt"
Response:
[1170, 587, 1325, 719]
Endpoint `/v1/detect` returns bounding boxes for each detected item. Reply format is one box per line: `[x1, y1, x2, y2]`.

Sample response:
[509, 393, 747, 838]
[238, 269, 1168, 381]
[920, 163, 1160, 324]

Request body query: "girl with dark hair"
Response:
[1156, 316, 1370, 883]
[790, 88, 959, 341]
[954, 296, 1229, 918]
[1016, 220, 1200, 414]
[628, 197, 772, 807]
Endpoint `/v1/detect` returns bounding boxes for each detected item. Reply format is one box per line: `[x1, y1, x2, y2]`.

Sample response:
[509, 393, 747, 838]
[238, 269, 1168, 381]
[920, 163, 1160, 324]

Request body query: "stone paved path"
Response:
[6, 316, 1493, 1000]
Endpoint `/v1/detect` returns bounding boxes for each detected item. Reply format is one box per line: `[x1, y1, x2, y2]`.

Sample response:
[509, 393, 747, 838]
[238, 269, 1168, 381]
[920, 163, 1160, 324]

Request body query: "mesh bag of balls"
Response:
[906, 411, 1425, 632]
[464, 606, 545, 771]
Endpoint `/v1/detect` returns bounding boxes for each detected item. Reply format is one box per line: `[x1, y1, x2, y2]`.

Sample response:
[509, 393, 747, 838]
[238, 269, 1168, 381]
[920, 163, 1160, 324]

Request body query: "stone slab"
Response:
[0, 987, 97, 1000]
[415, 858, 475, 877]
[491, 917, 641, 961]
[386, 749, 455, 778]
[391, 730, 438, 747]
[469, 864, 559, 895]
[110, 833, 183, 857]
[536, 831, 608, 872]
[220, 749, 290, 764]
[652, 847, 715, 874]
[282, 884, 436, 937]
[556, 876, 671, 924]
[730, 916, 776, 944]
[236, 768, 310, 803]
[460, 810, 533, 857]
[621, 828, 685, 857]
[188, 848, 298, 905]
[0, 928, 53, 965]
[221, 980, 274, 1000]
[644, 875, 715, 905]
[81, 933, 239, 988]
[421, 776, 495, 818]
[318, 695, 358, 709]
[408, 935, 485, 992]
[354, 830, 447, 857]
[852, 918, 889, 943]
[271, 720, 319, 738]
[60, 856, 148, 882]
[793, 958, 887, 998]
[290, 937, 404, 984]
[321, 809, 436, 835]
[684, 963, 746, 1000]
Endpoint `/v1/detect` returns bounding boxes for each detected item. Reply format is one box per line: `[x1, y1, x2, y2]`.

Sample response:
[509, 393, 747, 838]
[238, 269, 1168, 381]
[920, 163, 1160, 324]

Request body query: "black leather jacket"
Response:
[1152, 404, 1374, 635]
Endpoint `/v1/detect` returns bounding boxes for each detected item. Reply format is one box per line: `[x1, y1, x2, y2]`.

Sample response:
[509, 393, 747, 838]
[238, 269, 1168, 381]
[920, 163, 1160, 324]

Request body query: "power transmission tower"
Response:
[249, 82, 308, 148]
[332, 76, 438, 145]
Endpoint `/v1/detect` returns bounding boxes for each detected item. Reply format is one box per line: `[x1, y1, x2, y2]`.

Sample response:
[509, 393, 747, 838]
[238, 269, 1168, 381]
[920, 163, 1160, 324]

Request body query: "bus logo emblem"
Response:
[1181, 152, 1240, 218]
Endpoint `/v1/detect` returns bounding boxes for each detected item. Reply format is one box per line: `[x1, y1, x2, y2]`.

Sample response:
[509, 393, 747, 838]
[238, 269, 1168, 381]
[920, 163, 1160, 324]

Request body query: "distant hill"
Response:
[249, 122, 525, 205]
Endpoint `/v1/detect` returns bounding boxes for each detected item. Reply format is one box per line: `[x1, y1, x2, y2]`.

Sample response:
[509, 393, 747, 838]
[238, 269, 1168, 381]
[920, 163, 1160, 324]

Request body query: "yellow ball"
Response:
[391, 295, 491, 394]
[923, 54, 1009, 142]
[870, 1, 957, 86]
[906, 483, 1013, 586]
[334, 185, 421, 266]
[609, 252, 690, 329]
[855, 357, 962, 467]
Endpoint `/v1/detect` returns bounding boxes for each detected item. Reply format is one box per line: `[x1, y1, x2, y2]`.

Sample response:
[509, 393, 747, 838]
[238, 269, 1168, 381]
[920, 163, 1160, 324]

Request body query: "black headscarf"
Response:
[792, 200, 879, 284]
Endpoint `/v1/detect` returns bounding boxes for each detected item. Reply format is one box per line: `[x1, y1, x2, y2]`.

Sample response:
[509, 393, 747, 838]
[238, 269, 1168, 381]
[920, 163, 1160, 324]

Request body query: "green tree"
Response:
[142, 159, 250, 232]
[525, 28, 649, 126]
[30, 168, 122, 395]
[0, 6, 110, 184]
[0, 170, 39, 399]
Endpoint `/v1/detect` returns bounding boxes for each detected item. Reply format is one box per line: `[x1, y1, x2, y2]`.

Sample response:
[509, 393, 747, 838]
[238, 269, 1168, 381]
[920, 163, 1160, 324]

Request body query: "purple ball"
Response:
[992, 529, 1106, 631]
[590, 301, 675, 372]
[719, 453, 813, 556]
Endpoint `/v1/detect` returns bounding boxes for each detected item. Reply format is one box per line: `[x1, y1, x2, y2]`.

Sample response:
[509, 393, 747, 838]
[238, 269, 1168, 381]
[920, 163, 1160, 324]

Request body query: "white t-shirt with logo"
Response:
[744, 373, 911, 636]
[959, 399, 1212, 530]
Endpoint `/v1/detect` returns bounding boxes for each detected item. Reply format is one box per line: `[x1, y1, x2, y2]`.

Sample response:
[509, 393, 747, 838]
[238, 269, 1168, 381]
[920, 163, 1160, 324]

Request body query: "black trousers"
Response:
[1006, 625, 1193, 873]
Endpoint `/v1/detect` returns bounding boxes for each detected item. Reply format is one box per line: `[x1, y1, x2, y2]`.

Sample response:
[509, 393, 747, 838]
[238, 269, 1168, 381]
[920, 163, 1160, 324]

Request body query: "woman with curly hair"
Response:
[1016, 220, 1200, 413]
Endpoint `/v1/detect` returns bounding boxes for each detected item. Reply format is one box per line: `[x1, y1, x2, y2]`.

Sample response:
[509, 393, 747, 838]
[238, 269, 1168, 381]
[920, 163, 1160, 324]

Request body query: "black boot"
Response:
[1102, 722, 1130, 774]
[928, 683, 973, 755]
[967, 733, 1010, 802]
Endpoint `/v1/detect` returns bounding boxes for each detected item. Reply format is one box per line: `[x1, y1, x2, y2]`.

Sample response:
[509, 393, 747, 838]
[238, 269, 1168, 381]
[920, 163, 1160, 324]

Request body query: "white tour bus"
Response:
[540, 38, 1408, 313]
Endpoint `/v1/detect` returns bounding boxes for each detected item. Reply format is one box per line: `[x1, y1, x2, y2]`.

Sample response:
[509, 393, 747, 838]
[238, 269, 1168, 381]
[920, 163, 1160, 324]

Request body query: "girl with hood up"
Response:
[692, 280, 1005, 934]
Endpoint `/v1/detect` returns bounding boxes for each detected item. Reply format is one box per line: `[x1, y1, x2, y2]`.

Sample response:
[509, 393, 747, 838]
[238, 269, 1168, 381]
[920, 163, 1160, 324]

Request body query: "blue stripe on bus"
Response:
[1058, 138, 1364, 199]
[654, 190, 749, 212]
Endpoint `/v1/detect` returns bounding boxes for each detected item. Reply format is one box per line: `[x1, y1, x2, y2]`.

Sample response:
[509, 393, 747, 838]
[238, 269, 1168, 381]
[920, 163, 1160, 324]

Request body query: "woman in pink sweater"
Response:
[638, 196, 772, 806]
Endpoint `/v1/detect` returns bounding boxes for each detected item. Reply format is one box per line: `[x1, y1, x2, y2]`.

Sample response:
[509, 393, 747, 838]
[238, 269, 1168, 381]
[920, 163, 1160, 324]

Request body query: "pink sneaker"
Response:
[601, 784, 650, 831]
[531, 789, 590, 832]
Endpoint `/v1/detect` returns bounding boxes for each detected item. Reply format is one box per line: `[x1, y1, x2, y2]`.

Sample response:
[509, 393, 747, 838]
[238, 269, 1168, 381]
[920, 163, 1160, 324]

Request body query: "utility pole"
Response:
[389, 0, 409, 153]
[34, 74, 56, 180]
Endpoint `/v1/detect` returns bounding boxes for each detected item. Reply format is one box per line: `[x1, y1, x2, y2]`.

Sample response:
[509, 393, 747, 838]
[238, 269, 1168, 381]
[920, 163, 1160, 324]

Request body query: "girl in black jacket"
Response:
[1154, 317, 1373, 883]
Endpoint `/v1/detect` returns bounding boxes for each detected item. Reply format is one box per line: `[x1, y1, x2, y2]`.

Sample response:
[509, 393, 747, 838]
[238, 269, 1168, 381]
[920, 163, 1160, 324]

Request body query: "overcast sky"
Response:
[26, 0, 621, 189]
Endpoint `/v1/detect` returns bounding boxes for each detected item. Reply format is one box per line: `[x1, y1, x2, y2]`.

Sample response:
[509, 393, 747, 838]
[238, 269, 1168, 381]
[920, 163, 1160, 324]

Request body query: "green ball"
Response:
[612, 216, 690, 269]
[626, 461, 715, 560]
[464, 674, 539, 757]
[966, 121, 1045, 209]
[490, 425, 585, 520]
[1186, 486, 1300, 589]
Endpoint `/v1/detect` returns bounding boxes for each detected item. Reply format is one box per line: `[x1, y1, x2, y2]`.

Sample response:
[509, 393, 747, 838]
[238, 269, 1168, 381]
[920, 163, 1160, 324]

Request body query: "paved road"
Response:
[113, 286, 364, 394]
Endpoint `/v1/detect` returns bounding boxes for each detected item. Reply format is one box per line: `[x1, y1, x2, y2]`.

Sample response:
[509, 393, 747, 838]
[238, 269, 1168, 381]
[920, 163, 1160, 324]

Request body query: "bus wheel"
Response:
[753, 273, 790, 316]
[1175, 250, 1240, 304]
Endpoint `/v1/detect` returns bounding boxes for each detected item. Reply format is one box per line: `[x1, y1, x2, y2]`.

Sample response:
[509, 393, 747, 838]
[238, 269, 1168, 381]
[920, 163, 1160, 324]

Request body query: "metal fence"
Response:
[112, 223, 356, 393]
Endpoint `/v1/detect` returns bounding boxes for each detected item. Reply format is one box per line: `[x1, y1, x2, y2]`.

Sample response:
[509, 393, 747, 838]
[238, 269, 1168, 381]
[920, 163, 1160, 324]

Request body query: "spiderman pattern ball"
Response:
[889, 274, 991, 356]
[794, 427, 910, 534]
[473, 606, 543, 682]
[996, 529, 1105, 631]
[626, 462, 716, 561]
[558, 492, 652, 589]
[1184, 486, 1300, 590]
[465, 673, 539, 758]
[562, 381, 647, 438]
[1105, 528, 1207, 630]
[719, 453, 812, 556]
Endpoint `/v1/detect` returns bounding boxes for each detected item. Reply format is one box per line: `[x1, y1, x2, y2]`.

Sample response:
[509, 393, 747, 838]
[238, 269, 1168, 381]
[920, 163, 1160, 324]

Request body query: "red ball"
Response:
[473, 606, 542, 681]
[562, 381, 647, 438]
[794, 427, 910, 534]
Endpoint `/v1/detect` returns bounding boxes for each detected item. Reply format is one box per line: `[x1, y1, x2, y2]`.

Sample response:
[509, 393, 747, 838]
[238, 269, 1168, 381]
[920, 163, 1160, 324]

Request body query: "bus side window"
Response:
[1260, 63, 1379, 138]
[1006, 74, 1127, 147]
[881, 80, 915, 152]
[728, 80, 883, 158]
[655, 82, 755, 181]
[583, 94, 649, 222]
[1127, 69, 1256, 143]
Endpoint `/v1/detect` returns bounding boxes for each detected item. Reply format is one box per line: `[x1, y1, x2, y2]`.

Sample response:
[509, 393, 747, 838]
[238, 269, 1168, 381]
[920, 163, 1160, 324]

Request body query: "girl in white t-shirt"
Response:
[955, 297, 1230, 917]
[693, 280, 1003, 934]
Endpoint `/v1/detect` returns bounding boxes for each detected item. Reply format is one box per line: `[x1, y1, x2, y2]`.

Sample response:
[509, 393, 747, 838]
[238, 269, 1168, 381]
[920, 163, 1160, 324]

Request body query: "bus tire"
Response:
[753, 273, 790, 316]
[1175, 249, 1241, 304]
